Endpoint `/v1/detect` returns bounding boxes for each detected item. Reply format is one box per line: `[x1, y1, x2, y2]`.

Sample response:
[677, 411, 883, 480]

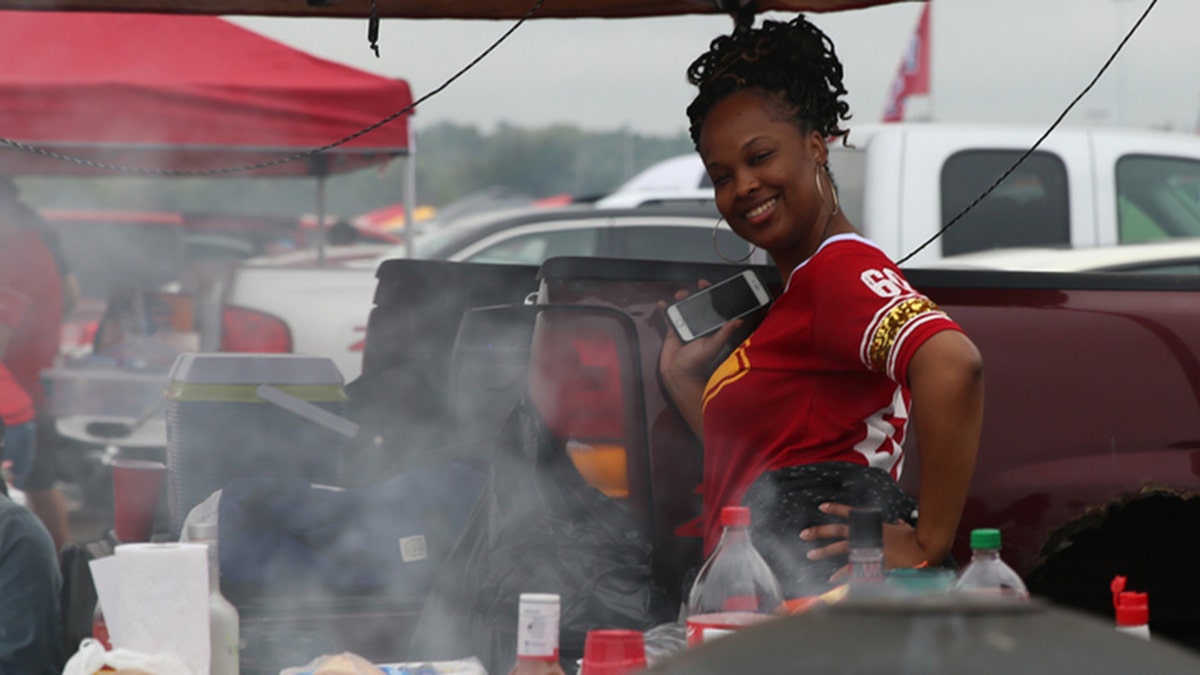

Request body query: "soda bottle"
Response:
[1111, 575, 1151, 640]
[952, 528, 1029, 599]
[509, 593, 566, 675]
[685, 506, 783, 646]
[187, 522, 240, 675]
[846, 508, 890, 598]
[848, 508, 885, 583]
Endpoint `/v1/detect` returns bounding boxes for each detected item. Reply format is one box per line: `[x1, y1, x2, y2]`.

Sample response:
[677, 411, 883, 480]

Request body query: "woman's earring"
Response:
[712, 217, 756, 263]
[816, 164, 841, 217]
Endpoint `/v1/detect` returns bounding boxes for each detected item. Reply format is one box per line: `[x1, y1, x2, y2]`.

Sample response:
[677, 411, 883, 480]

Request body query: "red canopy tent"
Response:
[0, 11, 413, 177]
[0, 11, 417, 257]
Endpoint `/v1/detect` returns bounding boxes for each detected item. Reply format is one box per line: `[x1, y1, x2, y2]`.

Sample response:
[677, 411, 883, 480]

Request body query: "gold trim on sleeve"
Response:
[867, 297, 942, 373]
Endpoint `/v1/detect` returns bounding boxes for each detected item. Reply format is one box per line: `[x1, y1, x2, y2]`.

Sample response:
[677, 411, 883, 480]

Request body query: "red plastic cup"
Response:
[111, 459, 166, 543]
[580, 629, 647, 675]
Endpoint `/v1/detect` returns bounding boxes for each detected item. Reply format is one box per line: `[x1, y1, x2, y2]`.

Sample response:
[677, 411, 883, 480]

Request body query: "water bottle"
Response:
[187, 522, 240, 675]
[952, 528, 1028, 599]
[684, 506, 783, 646]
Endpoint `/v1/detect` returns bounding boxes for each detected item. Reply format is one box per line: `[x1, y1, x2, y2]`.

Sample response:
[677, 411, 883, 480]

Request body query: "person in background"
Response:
[0, 287, 38, 494]
[658, 16, 984, 597]
[0, 176, 69, 554]
[0, 419, 68, 675]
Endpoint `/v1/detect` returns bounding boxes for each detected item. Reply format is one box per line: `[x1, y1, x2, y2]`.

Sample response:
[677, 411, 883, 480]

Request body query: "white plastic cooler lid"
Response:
[166, 353, 345, 386]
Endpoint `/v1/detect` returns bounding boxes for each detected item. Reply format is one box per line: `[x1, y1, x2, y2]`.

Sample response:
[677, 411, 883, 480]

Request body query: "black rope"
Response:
[731, 0, 758, 35]
[0, 0, 547, 177]
[368, 0, 381, 58]
[897, 0, 1159, 265]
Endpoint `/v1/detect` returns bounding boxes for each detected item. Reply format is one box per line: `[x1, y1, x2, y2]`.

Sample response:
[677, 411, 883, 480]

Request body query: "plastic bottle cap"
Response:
[187, 521, 218, 541]
[580, 629, 647, 675]
[1116, 592, 1149, 626]
[969, 528, 1001, 550]
[849, 508, 883, 548]
[720, 506, 751, 528]
[519, 593, 561, 605]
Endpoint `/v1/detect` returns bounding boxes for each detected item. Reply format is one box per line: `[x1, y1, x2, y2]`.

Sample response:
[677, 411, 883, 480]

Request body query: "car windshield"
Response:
[408, 225, 463, 259]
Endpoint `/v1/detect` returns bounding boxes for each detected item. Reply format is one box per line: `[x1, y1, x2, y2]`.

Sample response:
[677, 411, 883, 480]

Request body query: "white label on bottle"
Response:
[702, 627, 735, 643]
[517, 599, 560, 658]
[399, 535, 428, 562]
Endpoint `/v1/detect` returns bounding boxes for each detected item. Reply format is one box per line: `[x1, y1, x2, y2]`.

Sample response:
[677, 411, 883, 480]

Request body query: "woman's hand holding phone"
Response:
[657, 280, 746, 441]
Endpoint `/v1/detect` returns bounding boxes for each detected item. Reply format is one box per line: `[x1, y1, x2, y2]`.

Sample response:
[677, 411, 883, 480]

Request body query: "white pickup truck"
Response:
[831, 122, 1200, 264]
[211, 122, 1200, 380]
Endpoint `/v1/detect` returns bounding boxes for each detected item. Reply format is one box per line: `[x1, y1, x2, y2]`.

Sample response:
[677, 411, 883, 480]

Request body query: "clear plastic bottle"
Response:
[187, 522, 240, 675]
[848, 508, 885, 584]
[509, 593, 566, 675]
[1111, 576, 1151, 640]
[952, 528, 1029, 599]
[684, 506, 783, 646]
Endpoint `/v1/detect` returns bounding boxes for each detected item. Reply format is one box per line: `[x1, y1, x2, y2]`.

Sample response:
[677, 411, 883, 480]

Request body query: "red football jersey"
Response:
[0, 228, 63, 411]
[700, 234, 962, 552]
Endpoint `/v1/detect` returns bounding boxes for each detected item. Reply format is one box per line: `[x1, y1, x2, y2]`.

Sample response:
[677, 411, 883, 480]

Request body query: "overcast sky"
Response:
[229, 0, 1200, 137]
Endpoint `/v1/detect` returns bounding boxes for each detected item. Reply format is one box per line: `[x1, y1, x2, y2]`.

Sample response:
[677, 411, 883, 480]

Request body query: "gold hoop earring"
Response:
[815, 164, 841, 217]
[711, 217, 756, 263]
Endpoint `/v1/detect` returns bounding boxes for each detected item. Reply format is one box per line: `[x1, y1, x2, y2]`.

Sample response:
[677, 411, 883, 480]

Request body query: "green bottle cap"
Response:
[970, 528, 1001, 550]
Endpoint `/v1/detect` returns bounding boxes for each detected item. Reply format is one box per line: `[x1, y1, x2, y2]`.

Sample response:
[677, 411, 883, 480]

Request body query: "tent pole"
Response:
[404, 126, 417, 259]
[315, 171, 328, 267]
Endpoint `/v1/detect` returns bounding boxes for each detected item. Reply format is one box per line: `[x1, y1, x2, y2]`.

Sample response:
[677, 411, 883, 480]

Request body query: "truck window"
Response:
[940, 150, 1070, 256]
[1116, 155, 1200, 243]
[463, 227, 601, 265]
[617, 225, 751, 264]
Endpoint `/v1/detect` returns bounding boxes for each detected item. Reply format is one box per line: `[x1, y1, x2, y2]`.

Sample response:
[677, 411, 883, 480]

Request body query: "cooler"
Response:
[164, 353, 349, 535]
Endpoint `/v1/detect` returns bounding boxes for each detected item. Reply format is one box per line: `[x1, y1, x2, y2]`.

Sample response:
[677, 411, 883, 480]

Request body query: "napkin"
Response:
[90, 543, 211, 675]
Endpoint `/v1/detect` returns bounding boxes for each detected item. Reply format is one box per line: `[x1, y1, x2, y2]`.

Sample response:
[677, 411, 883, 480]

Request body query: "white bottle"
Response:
[509, 593, 566, 675]
[1112, 576, 1151, 640]
[952, 528, 1029, 599]
[188, 522, 241, 675]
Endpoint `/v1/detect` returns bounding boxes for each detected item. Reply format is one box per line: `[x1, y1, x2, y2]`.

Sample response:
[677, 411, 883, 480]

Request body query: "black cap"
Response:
[849, 507, 883, 548]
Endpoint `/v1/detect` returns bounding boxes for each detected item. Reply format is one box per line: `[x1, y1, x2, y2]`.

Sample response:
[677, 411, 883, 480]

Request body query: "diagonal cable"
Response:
[897, 0, 1158, 265]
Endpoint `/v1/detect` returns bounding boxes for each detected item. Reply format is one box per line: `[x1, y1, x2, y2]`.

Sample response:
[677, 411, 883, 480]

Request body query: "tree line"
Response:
[20, 122, 695, 218]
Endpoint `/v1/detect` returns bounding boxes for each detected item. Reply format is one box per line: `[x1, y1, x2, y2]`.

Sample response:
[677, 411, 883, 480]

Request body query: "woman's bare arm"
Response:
[902, 329, 984, 565]
[802, 329, 983, 570]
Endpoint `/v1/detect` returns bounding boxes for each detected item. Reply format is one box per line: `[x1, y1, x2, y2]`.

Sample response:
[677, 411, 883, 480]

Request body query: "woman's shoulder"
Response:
[792, 234, 896, 283]
[817, 233, 895, 265]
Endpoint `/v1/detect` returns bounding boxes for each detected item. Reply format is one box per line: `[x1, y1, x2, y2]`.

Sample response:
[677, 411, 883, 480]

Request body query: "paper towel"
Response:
[95, 543, 211, 675]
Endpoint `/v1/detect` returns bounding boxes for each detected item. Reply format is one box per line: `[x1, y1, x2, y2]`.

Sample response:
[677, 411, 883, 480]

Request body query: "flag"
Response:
[883, 3, 931, 123]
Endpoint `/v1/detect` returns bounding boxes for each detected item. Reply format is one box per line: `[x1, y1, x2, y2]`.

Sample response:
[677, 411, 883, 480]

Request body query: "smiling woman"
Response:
[657, 15, 984, 599]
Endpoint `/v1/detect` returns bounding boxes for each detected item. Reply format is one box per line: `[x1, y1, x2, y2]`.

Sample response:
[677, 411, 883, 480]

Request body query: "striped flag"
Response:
[883, 3, 931, 122]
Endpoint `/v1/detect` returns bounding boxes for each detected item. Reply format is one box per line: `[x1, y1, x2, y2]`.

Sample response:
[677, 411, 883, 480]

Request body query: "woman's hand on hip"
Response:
[800, 502, 930, 582]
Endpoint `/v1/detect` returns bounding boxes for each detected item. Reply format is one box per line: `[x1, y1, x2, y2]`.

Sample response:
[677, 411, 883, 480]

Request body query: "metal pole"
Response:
[315, 172, 327, 267]
[404, 125, 417, 259]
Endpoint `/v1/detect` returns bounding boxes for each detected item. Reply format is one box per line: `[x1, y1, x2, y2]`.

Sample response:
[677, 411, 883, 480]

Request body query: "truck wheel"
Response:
[1025, 485, 1200, 652]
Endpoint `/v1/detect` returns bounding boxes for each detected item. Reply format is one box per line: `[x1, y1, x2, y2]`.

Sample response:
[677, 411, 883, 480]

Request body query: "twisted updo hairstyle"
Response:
[686, 16, 851, 150]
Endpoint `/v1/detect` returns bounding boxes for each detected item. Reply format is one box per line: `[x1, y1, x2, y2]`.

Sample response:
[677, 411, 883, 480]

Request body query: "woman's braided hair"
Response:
[686, 16, 851, 150]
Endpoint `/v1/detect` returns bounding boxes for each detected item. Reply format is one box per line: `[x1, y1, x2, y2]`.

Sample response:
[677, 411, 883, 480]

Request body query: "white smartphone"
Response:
[666, 270, 772, 343]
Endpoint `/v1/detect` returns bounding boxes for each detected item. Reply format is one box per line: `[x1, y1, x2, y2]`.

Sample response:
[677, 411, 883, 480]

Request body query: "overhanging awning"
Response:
[0, 0, 916, 20]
